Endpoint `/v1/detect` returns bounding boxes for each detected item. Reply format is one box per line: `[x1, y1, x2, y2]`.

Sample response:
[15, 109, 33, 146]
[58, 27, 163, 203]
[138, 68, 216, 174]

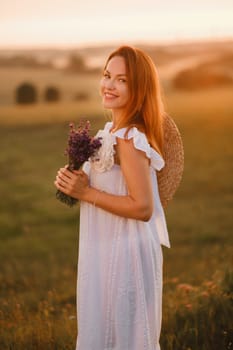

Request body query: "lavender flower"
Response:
[56, 120, 102, 207]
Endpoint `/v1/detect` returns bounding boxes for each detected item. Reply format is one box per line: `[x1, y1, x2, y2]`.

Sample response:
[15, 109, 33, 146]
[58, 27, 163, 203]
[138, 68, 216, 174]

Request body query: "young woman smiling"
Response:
[55, 46, 170, 350]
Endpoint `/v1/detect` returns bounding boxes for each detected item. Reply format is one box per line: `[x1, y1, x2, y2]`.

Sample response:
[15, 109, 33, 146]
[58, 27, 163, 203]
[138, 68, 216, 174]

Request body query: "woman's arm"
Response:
[55, 138, 154, 221]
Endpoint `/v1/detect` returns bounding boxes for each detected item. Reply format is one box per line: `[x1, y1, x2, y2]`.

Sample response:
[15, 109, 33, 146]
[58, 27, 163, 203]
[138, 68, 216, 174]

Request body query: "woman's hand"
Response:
[54, 166, 89, 200]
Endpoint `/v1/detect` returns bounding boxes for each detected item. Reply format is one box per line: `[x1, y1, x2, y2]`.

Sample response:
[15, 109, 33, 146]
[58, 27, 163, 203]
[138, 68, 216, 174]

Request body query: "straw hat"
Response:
[157, 113, 184, 208]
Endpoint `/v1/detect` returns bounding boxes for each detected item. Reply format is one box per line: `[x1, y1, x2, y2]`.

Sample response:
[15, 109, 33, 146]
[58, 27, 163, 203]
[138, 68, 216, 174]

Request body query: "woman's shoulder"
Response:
[93, 122, 164, 171]
[111, 124, 165, 171]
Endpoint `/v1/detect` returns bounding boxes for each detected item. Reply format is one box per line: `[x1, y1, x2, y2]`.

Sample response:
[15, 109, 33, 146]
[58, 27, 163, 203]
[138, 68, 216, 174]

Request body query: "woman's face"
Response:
[100, 56, 129, 117]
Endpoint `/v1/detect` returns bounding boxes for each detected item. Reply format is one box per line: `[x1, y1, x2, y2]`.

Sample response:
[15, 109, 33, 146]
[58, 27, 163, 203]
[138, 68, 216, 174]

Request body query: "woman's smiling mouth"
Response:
[104, 92, 119, 99]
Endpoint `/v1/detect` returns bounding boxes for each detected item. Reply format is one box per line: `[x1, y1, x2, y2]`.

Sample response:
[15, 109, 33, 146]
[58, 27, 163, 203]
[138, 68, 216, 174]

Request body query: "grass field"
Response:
[0, 73, 232, 349]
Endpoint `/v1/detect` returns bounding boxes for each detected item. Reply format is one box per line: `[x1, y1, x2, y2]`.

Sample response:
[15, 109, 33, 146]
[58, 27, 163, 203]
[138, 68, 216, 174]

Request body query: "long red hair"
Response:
[104, 46, 164, 156]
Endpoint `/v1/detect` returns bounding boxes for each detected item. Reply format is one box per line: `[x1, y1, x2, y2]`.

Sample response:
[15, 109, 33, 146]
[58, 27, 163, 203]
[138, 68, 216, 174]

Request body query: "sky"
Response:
[0, 0, 232, 48]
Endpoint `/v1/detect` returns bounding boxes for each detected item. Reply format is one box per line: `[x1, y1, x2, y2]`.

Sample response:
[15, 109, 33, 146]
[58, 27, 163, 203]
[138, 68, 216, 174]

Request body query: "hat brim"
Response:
[157, 113, 184, 208]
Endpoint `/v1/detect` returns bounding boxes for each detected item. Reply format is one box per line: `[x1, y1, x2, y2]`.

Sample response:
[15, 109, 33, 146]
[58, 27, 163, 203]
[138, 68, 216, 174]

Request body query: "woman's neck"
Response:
[111, 110, 122, 130]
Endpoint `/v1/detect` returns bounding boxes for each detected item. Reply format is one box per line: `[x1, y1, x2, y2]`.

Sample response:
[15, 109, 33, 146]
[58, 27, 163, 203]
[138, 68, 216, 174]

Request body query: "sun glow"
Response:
[0, 0, 232, 48]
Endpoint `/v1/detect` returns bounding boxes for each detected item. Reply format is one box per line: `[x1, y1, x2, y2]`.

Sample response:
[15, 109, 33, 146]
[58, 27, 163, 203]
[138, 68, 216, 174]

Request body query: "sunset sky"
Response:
[0, 0, 232, 48]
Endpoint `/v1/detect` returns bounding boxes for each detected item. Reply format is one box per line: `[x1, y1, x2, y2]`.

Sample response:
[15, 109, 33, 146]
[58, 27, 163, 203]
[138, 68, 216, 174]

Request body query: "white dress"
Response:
[76, 122, 170, 350]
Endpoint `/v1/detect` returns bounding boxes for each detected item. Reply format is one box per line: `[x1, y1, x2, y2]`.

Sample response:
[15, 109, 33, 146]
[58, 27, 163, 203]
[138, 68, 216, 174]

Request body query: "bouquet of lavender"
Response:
[56, 120, 102, 207]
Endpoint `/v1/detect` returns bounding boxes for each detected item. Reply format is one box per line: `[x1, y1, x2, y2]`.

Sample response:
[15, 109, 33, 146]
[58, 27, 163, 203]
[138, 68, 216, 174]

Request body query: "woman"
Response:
[55, 46, 170, 350]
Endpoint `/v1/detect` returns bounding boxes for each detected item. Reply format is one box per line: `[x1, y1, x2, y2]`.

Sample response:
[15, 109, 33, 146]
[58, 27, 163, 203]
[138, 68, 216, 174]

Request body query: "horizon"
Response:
[0, 36, 232, 52]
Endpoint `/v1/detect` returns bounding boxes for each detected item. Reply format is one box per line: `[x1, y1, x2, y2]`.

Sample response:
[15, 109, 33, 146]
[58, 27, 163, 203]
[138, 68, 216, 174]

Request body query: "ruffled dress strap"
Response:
[111, 125, 165, 171]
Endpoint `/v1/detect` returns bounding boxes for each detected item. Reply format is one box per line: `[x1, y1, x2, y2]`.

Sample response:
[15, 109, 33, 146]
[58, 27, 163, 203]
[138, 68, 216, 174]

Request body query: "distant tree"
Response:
[173, 66, 233, 90]
[66, 54, 87, 73]
[44, 86, 61, 102]
[15, 82, 37, 104]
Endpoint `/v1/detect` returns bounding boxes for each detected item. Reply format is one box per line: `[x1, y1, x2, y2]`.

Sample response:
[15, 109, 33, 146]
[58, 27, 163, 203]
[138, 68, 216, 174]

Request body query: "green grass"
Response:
[0, 87, 232, 349]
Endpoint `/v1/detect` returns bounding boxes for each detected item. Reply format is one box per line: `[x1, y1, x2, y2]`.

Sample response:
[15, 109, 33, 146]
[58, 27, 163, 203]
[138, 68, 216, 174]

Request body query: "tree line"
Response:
[15, 82, 90, 104]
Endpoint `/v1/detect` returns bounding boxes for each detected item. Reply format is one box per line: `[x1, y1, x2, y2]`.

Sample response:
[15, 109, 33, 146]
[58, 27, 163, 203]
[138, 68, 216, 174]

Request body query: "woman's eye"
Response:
[119, 78, 126, 83]
[103, 73, 110, 79]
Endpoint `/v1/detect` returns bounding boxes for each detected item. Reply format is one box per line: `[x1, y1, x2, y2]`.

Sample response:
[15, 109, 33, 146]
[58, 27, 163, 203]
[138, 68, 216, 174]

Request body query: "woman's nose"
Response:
[105, 78, 115, 89]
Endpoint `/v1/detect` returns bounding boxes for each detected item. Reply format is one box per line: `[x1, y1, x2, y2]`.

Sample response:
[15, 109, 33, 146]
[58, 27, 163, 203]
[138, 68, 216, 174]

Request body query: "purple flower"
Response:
[56, 120, 102, 207]
[67, 121, 102, 169]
